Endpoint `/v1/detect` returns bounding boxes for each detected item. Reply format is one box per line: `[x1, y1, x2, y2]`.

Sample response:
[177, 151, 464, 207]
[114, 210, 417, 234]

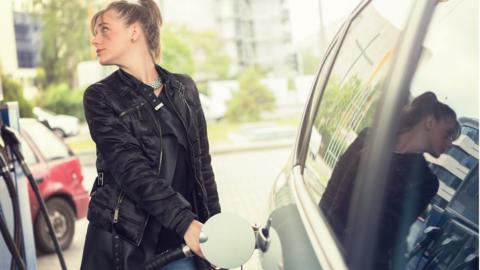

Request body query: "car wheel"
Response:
[52, 128, 66, 138]
[34, 198, 75, 254]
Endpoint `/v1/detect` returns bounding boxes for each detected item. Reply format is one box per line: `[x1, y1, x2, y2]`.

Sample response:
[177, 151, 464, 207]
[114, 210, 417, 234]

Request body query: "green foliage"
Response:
[288, 78, 295, 91]
[196, 81, 209, 96]
[314, 76, 361, 155]
[301, 47, 321, 75]
[162, 25, 195, 76]
[188, 31, 231, 80]
[35, 0, 90, 88]
[34, 68, 47, 90]
[226, 68, 276, 122]
[161, 24, 231, 80]
[313, 75, 381, 163]
[1, 76, 34, 117]
[35, 84, 85, 121]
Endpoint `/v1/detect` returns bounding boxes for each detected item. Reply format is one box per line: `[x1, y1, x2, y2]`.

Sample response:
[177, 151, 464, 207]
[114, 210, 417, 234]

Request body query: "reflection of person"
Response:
[320, 92, 460, 269]
[80, 1, 220, 270]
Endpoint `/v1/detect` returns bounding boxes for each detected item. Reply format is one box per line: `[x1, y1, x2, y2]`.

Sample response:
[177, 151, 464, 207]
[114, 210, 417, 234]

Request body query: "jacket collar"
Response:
[116, 65, 185, 97]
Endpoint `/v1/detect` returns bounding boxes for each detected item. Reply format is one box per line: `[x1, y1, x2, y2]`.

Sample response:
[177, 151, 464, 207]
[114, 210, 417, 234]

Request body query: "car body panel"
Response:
[259, 0, 478, 269]
[19, 118, 88, 222]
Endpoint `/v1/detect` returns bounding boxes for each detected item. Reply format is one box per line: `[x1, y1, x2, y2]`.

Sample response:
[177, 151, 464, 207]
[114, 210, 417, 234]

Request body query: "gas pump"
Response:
[0, 78, 67, 269]
[0, 101, 37, 270]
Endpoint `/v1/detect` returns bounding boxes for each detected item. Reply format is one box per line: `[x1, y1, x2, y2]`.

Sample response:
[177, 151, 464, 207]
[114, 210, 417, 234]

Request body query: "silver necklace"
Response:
[146, 77, 163, 89]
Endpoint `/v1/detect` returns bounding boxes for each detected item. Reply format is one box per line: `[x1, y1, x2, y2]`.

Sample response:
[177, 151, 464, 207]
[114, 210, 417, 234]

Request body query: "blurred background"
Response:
[0, 0, 360, 269]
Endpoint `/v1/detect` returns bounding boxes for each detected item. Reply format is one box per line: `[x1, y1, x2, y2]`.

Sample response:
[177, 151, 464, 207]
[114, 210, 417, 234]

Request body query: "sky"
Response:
[288, 0, 360, 46]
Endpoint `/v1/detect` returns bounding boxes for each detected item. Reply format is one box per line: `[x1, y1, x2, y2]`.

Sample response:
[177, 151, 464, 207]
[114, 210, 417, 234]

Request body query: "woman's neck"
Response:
[118, 51, 158, 84]
[395, 129, 427, 154]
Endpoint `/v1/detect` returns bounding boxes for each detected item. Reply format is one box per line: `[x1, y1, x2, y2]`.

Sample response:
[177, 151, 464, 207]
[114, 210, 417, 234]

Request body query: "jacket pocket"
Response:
[112, 191, 150, 247]
[87, 183, 150, 247]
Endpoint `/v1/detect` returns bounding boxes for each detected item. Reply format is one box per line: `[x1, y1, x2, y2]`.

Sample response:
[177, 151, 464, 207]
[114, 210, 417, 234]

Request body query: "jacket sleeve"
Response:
[83, 84, 195, 237]
[187, 78, 221, 215]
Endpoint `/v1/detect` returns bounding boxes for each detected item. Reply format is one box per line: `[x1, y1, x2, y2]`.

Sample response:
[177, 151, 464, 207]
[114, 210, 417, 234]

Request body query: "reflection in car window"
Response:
[404, 1, 479, 269]
[22, 121, 70, 161]
[19, 135, 37, 165]
[303, 0, 414, 204]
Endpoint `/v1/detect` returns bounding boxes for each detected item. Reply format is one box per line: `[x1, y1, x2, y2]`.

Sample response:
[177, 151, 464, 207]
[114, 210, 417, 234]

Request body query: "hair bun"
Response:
[411, 91, 437, 108]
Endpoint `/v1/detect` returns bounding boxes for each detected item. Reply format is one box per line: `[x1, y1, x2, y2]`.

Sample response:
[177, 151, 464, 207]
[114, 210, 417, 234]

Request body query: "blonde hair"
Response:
[90, 0, 163, 61]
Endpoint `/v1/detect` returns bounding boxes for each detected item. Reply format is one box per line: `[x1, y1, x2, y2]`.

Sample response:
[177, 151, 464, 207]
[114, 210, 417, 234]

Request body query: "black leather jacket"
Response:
[83, 65, 220, 247]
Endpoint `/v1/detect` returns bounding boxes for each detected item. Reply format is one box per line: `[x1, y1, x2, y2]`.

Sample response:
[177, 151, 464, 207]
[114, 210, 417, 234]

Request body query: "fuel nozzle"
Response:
[256, 218, 272, 252]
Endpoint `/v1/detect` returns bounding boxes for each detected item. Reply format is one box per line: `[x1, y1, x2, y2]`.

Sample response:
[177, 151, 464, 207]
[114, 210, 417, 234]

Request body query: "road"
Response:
[36, 147, 291, 270]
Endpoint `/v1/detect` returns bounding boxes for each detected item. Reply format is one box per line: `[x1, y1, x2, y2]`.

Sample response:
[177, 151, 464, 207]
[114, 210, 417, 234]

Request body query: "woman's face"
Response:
[91, 10, 132, 65]
[427, 116, 458, 158]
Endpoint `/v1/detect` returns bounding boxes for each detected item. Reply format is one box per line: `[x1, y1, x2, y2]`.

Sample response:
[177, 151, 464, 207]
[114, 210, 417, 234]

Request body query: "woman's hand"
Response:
[183, 220, 204, 258]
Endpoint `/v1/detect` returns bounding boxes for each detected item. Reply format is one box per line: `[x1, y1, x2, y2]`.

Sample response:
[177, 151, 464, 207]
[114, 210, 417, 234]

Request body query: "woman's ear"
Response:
[129, 23, 141, 43]
[424, 115, 435, 131]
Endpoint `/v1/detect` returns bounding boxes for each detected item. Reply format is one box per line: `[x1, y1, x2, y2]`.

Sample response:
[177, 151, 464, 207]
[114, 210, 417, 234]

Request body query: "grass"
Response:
[275, 117, 301, 127]
[206, 120, 241, 142]
[66, 137, 95, 154]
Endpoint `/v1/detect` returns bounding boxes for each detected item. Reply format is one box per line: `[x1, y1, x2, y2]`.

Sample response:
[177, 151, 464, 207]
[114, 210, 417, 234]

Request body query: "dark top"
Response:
[136, 81, 195, 253]
[155, 89, 194, 253]
[319, 128, 439, 269]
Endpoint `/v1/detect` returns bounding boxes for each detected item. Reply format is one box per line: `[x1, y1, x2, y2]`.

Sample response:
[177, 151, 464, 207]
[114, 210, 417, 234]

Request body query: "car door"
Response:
[264, 0, 417, 267]
[295, 0, 424, 268]
[18, 132, 49, 220]
[21, 120, 81, 199]
[259, 0, 475, 269]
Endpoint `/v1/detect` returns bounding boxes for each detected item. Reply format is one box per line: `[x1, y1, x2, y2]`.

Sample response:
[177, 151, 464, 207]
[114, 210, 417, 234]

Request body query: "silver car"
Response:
[258, 0, 478, 269]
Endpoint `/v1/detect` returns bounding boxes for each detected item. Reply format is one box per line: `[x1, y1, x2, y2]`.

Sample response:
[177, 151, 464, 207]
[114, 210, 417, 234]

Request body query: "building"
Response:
[0, 0, 41, 100]
[427, 117, 479, 210]
[0, 1, 19, 76]
[161, 0, 297, 76]
[14, 12, 41, 69]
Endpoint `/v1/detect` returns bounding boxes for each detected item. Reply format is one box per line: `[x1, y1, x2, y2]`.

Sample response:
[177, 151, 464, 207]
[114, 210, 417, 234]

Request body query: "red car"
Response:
[19, 118, 89, 253]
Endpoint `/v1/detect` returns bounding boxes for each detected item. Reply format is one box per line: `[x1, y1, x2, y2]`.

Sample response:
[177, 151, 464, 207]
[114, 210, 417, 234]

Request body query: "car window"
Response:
[303, 0, 414, 204]
[300, 0, 418, 266]
[22, 121, 71, 161]
[19, 134, 38, 165]
[402, 0, 479, 269]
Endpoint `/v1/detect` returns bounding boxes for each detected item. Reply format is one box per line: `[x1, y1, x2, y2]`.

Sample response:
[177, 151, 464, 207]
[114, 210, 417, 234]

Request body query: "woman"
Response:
[80, 1, 220, 269]
[319, 91, 460, 269]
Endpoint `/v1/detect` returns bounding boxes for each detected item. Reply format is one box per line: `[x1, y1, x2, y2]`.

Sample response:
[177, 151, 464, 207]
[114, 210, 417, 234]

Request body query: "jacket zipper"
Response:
[92, 194, 143, 226]
[119, 102, 145, 118]
[113, 191, 126, 223]
[141, 101, 164, 175]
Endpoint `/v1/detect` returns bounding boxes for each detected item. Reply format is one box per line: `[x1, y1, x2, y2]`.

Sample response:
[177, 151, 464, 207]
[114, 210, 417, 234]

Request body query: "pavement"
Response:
[37, 147, 292, 270]
[36, 122, 297, 270]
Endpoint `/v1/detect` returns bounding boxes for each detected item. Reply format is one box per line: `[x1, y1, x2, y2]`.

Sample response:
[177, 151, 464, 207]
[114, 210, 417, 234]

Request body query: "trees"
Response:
[187, 31, 231, 80]
[35, 0, 90, 88]
[161, 24, 231, 82]
[313, 75, 381, 166]
[161, 25, 196, 76]
[226, 68, 275, 122]
[300, 47, 321, 75]
[1, 75, 34, 117]
[35, 84, 85, 121]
